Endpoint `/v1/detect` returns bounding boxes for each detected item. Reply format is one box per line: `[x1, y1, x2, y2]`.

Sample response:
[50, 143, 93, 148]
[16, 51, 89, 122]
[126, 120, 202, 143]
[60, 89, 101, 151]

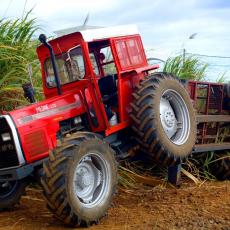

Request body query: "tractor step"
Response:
[193, 143, 230, 153]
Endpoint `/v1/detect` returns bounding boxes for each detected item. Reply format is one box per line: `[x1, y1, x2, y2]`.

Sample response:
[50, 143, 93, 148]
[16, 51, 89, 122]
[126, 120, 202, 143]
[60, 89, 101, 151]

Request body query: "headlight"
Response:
[1, 133, 11, 141]
[74, 116, 82, 125]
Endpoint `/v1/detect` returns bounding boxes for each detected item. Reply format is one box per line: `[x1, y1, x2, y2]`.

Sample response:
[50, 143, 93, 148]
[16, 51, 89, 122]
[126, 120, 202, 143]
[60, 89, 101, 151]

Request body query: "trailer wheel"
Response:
[211, 152, 230, 180]
[0, 179, 27, 211]
[41, 132, 117, 227]
[131, 72, 196, 166]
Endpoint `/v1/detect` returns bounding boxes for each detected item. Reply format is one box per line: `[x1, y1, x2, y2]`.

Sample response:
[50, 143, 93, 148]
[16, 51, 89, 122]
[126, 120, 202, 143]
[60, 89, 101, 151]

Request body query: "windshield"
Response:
[44, 46, 85, 88]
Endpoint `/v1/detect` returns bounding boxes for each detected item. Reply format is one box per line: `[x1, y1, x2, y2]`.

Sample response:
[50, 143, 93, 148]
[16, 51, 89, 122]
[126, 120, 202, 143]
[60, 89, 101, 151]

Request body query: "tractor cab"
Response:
[37, 25, 159, 136]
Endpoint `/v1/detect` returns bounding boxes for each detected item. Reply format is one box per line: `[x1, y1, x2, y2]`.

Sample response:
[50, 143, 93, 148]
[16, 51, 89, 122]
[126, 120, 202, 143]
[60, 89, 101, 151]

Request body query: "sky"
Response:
[1, 0, 230, 80]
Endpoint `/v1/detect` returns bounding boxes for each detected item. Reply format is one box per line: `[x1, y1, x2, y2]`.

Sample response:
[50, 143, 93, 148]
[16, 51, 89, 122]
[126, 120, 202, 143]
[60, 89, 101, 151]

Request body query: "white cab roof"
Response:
[79, 25, 139, 42]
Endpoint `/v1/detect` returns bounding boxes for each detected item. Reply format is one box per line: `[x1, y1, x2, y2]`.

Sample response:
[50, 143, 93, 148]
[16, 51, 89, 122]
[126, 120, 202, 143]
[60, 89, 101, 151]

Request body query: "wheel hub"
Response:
[0, 181, 17, 198]
[160, 89, 190, 145]
[73, 153, 109, 207]
[160, 97, 177, 138]
[76, 168, 92, 188]
[163, 110, 176, 127]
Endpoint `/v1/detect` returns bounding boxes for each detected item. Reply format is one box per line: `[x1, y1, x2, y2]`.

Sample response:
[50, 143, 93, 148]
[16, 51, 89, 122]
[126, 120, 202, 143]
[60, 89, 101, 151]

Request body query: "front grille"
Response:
[24, 130, 49, 158]
[0, 117, 19, 169]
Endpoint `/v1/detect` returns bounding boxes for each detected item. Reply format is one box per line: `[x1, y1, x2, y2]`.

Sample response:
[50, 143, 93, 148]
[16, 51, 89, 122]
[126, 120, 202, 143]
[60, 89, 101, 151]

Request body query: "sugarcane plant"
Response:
[0, 11, 41, 111]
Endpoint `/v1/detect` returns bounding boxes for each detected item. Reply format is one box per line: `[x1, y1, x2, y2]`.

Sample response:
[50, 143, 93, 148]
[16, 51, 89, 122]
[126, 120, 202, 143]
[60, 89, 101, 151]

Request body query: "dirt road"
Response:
[0, 181, 229, 230]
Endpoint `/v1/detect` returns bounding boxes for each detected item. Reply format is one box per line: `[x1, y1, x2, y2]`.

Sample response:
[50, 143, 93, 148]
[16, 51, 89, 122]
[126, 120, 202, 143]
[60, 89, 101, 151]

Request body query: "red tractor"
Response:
[0, 25, 229, 227]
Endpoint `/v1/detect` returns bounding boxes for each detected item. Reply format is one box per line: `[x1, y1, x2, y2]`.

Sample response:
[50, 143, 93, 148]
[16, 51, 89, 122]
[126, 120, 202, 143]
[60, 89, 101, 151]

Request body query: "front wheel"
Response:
[41, 132, 117, 227]
[0, 179, 27, 210]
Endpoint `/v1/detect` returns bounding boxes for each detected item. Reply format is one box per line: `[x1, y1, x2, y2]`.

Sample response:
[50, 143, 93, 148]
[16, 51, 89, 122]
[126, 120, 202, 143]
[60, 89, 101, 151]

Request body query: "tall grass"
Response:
[163, 54, 208, 81]
[0, 11, 41, 111]
[216, 72, 230, 83]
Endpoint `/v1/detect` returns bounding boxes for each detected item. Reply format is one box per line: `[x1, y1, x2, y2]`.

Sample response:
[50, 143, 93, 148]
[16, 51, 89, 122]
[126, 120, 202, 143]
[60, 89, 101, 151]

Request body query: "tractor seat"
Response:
[98, 74, 117, 107]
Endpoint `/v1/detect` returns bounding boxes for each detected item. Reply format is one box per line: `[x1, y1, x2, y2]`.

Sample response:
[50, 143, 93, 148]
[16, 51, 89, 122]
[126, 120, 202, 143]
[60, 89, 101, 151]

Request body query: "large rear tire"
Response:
[130, 73, 196, 166]
[0, 179, 27, 211]
[41, 132, 117, 227]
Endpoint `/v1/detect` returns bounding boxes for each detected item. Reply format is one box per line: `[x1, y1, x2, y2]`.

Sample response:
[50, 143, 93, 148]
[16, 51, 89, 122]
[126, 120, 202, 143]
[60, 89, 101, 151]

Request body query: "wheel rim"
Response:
[73, 152, 110, 208]
[0, 181, 17, 198]
[160, 89, 190, 145]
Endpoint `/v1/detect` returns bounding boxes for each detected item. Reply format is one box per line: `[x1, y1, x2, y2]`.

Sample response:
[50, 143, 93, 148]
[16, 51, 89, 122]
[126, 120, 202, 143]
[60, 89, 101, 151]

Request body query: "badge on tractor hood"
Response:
[35, 103, 57, 113]
[17, 94, 82, 125]
[0, 144, 14, 154]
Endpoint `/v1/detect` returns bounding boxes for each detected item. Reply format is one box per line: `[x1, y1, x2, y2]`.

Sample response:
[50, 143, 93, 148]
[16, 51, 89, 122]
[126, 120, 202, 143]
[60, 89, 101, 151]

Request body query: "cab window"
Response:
[115, 37, 145, 70]
[100, 46, 116, 75]
[44, 46, 85, 88]
[89, 53, 99, 75]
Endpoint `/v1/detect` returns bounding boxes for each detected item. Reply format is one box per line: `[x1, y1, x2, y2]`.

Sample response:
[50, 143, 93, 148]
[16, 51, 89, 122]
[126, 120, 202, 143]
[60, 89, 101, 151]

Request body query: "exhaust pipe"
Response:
[39, 34, 62, 95]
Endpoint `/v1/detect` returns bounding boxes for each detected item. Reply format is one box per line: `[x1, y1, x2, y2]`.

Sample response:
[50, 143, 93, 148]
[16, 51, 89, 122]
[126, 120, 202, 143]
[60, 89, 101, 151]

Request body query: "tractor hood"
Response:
[9, 91, 84, 127]
[6, 90, 86, 163]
